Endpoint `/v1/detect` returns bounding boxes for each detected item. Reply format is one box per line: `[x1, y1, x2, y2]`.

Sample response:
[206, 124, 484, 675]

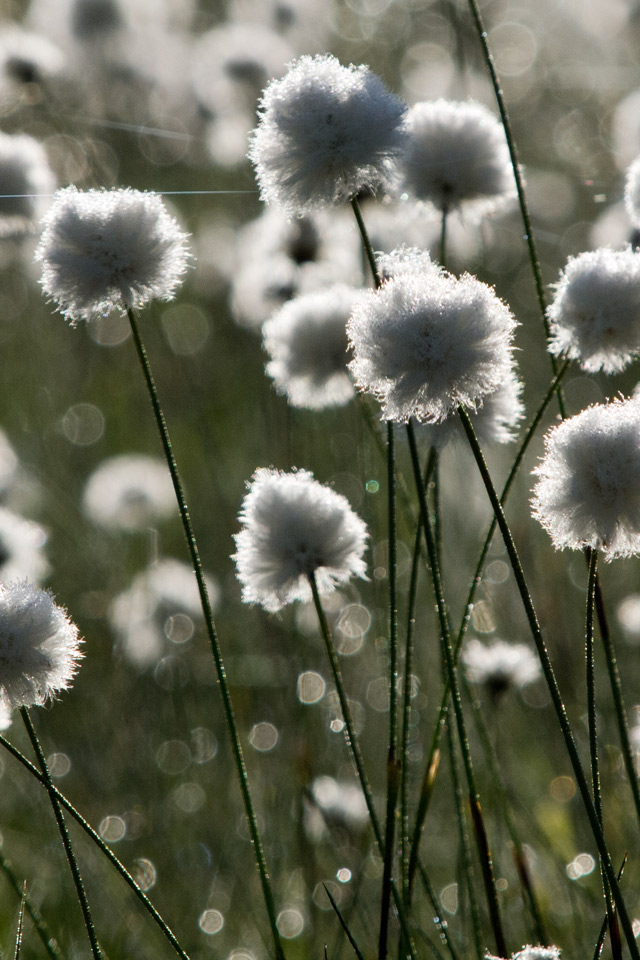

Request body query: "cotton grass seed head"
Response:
[249, 53, 407, 216]
[397, 99, 515, 216]
[0, 581, 82, 709]
[532, 397, 640, 560]
[462, 638, 540, 699]
[233, 468, 368, 612]
[625, 154, 640, 228]
[0, 132, 56, 236]
[36, 186, 190, 323]
[82, 454, 175, 532]
[547, 246, 640, 373]
[347, 266, 518, 423]
[263, 284, 362, 409]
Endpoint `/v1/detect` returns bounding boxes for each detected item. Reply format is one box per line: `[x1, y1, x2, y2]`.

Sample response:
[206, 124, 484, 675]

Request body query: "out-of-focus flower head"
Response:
[462, 638, 540, 699]
[397, 99, 515, 217]
[249, 54, 407, 215]
[0, 507, 49, 585]
[263, 284, 362, 409]
[0, 133, 56, 236]
[82, 454, 175, 532]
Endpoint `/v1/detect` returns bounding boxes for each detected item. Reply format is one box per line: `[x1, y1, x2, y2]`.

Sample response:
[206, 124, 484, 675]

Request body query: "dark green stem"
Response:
[125, 307, 284, 960]
[458, 405, 639, 960]
[406, 420, 507, 958]
[0, 848, 64, 960]
[20, 708, 102, 960]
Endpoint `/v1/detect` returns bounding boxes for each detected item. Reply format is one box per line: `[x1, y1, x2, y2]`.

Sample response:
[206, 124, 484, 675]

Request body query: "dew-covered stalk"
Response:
[458, 405, 639, 960]
[126, 306, 284, 960]
[20, 707, 102, 960]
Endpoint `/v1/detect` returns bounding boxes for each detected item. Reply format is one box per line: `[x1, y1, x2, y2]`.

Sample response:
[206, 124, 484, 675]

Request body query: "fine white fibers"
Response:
[233, 468, 368, 612]
[625, 154, 640, 227]
[547, 246, 640, 373]
[531, 398, 640, 560]
[462, 639, 540, 695]
[397, 99, 515, 216]
[347, 266, 518, 423]
[0, 581, 82, 709]
[248, 54, 407, 215]
[263, 285, 362, 409]
[36, 186, 190, 323]
[488, 948, 561, 960]
[82, 454, 175, 531]
[0, 508, 50, 585]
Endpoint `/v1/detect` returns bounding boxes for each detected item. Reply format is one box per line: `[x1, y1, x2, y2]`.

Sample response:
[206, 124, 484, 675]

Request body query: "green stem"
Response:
[20, 708, 101, 960]
[350, 197, 382, 288]
[308, 572, 418, 960]
[125, 307, 284, 960]
[457, 405, 639, 960]
[406, 421, 507, 958]
[407, 359, 570, 892]
[0, 849, 64, 960]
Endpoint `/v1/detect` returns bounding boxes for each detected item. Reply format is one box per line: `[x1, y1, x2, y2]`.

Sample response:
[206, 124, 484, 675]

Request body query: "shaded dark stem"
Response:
[458, 405, 638, 960]
[126, 307, 284, 960]
[20, 708, 101, 960]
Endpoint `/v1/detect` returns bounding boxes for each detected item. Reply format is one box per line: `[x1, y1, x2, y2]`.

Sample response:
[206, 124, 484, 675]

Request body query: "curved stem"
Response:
[458, 405, 639, 960]
[0, 732, 191, 960]
[20, 708, 102, 960]
[126, 307, 284, 960]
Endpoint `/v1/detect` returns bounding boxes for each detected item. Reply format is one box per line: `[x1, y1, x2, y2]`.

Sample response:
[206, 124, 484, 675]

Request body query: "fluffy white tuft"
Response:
[248, 54, 407, 215]
[82, 454, 175, 532]
[397, 99, 515, 216]
[347, 265, 518, 423]
[233, 468, 368, 612]
[0, 581, 83, 709]
[531, 397, 640, 560]
[263, 284, 361, 409]
[0, 508, 50, 585]
[36, 186, 190, 323]
[625, 154, 640, 227]
[0, 132, 56, 236]
[547, 246, 640, 373]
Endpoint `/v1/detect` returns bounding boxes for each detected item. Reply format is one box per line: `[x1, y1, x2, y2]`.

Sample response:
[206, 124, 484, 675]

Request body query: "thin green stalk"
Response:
[406, 420, 507, 958]
[324, 884, 366, 960]
[0, 730, 190, 960]
[593, 574, 640, 828]
[350, 197, 382, 288]
[13, 883, 25, 960]
[20, 708, 102, 960]
[407, 359, 570, 893]
[126, 306, 284, 960]
[417, 862, 462, 960]
[308, 572, 418, 960]
[457, 405, 639, 960]
[586, 551, 620, 960]
[439, 209, 448, 268]
[0, 850, 64, 960]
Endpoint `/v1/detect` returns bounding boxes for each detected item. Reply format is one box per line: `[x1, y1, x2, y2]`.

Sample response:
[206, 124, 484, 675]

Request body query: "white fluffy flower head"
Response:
[625, 154, 640, 228]
[233, 468, 368, 612]
[249, 54, 407, 215]
[398, 99, 515, 216]
[36, 186, 190, 323]
[547, 246, 640, 373]
[532, 398, 640, 560]
[0, 132, 56, 236]
[263, 284, 361, 409]
[0, 581, 83, 709]
[347, 264, 518, 423]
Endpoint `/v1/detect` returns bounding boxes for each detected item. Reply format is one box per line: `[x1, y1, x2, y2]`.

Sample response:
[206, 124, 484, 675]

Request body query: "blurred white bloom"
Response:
[0, 25, 65, 94]
[36, 187, 190, 323]
[0, 132, 56, 236]
[532, 398, 640, 560]
[625, 155, 640, 228]
[249, 54, 407, 215]
[109, 559, 219, 668]
[230, 0, 335, 52]
[488, 948, 561, 960]
[415, 369, 524, 448]
[462, 638, 540, 697]
[304, 775, 368, 839]
[347, 264, 518, 423]
[617, 593, 640, 640]
[397, 99, 515, 216]
[82, 454, 174, 532]
[0, 507, 49, 585]
[0, 431, 19, 498]
[263, 284, 362, 409]
[547, 246, 640, 373]
[0, 581, 82, 709]
[233, 468, 368, 612]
